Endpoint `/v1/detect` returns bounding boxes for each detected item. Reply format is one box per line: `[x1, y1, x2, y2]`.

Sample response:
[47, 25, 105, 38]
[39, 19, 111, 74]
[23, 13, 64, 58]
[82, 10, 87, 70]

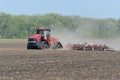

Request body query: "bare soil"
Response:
[0, 43, 120, 80]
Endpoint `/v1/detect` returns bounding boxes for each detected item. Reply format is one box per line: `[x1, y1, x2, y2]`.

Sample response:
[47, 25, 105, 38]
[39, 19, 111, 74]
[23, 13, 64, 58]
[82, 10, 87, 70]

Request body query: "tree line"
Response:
[0, 12, 120, 39]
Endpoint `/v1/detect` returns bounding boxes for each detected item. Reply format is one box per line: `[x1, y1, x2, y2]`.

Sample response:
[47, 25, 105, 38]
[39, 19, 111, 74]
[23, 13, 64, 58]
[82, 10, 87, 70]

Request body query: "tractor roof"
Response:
[37, 28, 50, 30]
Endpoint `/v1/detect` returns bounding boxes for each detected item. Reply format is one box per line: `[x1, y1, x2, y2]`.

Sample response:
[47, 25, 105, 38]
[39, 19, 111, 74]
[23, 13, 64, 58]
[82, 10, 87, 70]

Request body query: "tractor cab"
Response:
[36, 28, 50, 39]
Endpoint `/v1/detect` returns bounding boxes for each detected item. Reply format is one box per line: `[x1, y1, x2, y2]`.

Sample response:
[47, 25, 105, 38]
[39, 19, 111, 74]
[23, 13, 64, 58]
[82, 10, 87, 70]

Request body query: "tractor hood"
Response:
[29, 34, 42, 42]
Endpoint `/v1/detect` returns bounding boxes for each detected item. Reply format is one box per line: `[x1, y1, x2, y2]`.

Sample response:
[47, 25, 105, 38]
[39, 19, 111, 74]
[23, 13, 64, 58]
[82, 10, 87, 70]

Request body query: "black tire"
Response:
[54, 42, 63, 49]
[40, 41, 49, 49]
[27, 44, 32, 49]
[27, 42, 41, 49]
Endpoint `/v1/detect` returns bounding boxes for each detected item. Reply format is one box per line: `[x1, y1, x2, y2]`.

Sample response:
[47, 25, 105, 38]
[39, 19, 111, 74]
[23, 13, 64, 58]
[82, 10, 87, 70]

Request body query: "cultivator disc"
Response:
[66, 43, 112, 51]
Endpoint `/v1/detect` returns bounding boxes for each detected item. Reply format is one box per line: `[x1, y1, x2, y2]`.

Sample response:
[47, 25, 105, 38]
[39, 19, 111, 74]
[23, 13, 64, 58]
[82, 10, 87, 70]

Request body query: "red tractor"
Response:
[27, 28, 63, 49]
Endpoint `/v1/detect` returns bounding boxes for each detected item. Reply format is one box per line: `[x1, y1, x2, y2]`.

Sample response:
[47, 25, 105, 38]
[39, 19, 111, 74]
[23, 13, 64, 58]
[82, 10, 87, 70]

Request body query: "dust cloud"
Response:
[51, 28, 120, 51]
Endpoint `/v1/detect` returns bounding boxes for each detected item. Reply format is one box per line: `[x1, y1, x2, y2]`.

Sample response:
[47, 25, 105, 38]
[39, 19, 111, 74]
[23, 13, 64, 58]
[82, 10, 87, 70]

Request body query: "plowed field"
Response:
[0, 41, 120, 80]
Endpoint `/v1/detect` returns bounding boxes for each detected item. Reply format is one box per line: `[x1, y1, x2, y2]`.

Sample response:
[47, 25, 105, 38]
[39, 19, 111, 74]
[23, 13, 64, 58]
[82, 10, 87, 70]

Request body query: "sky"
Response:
[0, 0, 120, 19]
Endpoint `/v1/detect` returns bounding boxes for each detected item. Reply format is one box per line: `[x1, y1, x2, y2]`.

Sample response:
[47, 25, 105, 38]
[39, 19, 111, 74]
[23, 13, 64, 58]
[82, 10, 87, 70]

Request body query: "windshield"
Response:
[36, 29, 50, 37]
[44, 30, 50, 37]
